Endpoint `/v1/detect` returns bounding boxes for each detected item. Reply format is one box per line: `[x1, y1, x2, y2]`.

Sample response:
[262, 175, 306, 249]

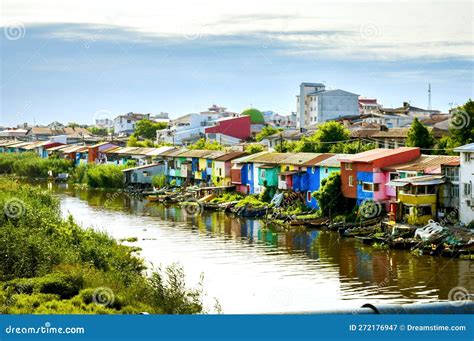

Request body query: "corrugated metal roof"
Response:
[160, 148, 189, 157]
[61, 145, 88, 153]
[7, 142, 32, 148]
[383, 155, 460, 172]
[205, 151, 228, 160]
[145, 146, 176, 156]
[178, 149, 218, 158]
[454, 143, 474, 152]
[214, 151, 247, 162]
[0, 140, 20, 147]
[338, 147, 419, 163]
[315, 154, 352, 167]
[389, 174, 445, 186]
[21, 141, 47, 150]
[46, 144, 69, 151]
[231, 151, 270, 164]
[89, 141, 112, 148]
[122, 163, 162, 172]
[248, 152, 292, 164]
[127, 147, 157, 155]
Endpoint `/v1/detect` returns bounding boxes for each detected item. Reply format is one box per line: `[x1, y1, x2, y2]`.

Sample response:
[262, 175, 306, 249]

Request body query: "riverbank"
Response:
[50, 184, 473, 313]
[0, 178, 207, 314]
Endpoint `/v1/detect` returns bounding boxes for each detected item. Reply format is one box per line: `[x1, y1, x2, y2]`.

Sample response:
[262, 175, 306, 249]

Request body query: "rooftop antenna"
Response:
[428, 83, 432, 110]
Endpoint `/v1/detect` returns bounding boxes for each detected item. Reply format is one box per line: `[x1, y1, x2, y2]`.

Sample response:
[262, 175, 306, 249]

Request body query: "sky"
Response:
[0, 0, 473, 127]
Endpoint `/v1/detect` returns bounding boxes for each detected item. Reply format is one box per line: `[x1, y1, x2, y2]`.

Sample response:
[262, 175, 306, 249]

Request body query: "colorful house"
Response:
[204, 116, 251, 141]
[87, 142, 117, 164]
[382, 154, 460, 221]
[339, 147, 421, 207]
[211, 151, 246, 186]
[231, 152, 269, 194]
[21, 141, 64, 158]
[196, 151, 227, 185]
[122, 163, 165, 187]
[249, 153, 291, 193]
[388, 175, 445, 225]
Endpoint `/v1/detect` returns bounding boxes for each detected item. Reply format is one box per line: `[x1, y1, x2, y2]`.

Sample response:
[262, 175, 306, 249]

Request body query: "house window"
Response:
[313, 166, 317, 173]
[464, 153, 471, 162]
[345, 163, 352, 170]
[219, 168, 222, 176]
[417, 206, 432, 217]
[464, 183, 472, 196]
[444, 167, 459, 182]
[349, 175, 354, 187]
[452, 184, 459, 197]
[389, 172, 400, 181]
[260, 169, 266, 179]
[324, 167, 329, 174]
[307, 191, 312, 202]
[127, 120, 131, 123]
[362, 182, 374, 192]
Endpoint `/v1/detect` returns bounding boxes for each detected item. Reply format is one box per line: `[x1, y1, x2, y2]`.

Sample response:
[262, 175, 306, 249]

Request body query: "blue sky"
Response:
[1, 0, 472, 126]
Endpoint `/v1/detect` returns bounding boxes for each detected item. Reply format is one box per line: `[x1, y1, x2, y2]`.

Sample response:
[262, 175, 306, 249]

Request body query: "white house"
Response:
[454, 143, 474, 226]
[296, 82, 359, 128]
[114, 112, 150, 136]
[156, 112, 225, 145]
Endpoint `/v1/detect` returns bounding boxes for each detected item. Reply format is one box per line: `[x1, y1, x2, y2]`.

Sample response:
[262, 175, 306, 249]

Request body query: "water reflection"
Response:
[40, 182, 473, 312]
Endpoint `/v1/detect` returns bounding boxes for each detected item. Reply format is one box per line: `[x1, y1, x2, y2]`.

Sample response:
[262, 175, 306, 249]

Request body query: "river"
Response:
[47, 183, 472, 313]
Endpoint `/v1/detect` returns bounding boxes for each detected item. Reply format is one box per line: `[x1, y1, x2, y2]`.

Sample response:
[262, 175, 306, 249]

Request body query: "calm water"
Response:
[48, 183, 472, 313]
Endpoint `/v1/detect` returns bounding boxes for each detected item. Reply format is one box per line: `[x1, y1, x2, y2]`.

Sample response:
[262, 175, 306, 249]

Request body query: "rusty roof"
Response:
[247, 152, 293, 164]
[383, 155, 460, 172]
[231, 151, 270, 164]
[214, 151, 247, 162]
[338, 147, 419, 163]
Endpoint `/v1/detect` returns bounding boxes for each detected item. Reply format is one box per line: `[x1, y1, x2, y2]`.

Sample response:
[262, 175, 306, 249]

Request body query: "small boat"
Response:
[355, 236, 376, 245]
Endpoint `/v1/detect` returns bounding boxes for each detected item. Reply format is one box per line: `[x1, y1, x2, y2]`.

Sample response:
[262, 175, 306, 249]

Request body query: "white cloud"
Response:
[1, 0, 472, 60]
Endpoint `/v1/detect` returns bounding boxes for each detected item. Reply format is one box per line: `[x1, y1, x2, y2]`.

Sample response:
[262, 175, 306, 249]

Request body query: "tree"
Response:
[255, 126, 283, 142]
[89, 127, 108, 136]
[447, 99, 474, 147]
[406, 118, 435, 153]
[329, 141, 376, 154]
[188, 138, 223, 151]
[312, 173, 346, 217]
[244, 143, 265, 154]
[134, 119, 167, 140]
[312, 121, 351, 153]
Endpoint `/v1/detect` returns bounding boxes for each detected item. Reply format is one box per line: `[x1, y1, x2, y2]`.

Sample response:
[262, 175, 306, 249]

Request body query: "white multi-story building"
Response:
[114, 112, 150, 136]
[156, 112, 223, 145]
[296, 82, 359, 128]
[454, 143, 474, 226]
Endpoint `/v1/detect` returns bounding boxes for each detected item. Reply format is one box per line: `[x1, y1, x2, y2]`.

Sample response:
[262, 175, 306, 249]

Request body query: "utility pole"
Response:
[428, 83, 432, 110]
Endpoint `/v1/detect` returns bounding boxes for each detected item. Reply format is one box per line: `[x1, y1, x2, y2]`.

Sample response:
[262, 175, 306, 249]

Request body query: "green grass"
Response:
[0, 179, 206, 314]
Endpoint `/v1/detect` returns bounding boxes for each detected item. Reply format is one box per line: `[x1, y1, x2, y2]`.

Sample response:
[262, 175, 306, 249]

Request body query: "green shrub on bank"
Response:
[234, 195, 267, 208]
[0, 152, 73, 177]
[210, 192, 243, 204]
[73, 164, 126, 189]
[0, 179, 206, 314]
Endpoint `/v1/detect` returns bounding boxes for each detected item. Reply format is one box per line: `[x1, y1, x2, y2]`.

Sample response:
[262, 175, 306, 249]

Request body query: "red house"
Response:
[204, 116, 251, 140]
[338, 147, 421, 205]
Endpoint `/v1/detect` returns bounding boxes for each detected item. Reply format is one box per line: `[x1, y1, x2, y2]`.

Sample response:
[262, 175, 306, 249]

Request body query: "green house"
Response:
[257, 165, 279, 187]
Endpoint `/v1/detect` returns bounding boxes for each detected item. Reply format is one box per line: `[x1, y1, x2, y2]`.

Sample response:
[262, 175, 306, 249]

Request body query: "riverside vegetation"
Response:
[0, 152, 132, 189]
[0, 179, 207, 314]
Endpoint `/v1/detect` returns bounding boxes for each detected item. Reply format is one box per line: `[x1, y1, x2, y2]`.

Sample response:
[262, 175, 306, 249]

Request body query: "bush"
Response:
[0, 152, 73, 177]
[73, 164, 126, 188]
[152, 174, 167, 188]
[0, 179, 206, 314]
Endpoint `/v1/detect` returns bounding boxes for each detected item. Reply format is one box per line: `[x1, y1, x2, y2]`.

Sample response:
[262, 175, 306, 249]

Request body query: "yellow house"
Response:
[390, 175, 445, 225]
